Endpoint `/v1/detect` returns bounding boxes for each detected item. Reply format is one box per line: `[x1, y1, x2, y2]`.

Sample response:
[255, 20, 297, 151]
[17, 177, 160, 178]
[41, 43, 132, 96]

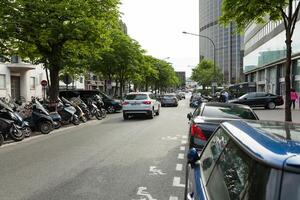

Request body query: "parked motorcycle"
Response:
[23, 99, 54, 134]
[86, 98, 102, 120]
[0, 117, 24, 146]
[0, 99, 31, 137]
[92, 95, 107, 119]
[57, 97, 80, 125]
[69, 97, 87, 123]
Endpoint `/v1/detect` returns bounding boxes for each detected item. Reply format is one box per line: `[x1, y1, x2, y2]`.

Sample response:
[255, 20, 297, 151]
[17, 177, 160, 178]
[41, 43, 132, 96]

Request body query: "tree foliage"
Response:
[0, 0, 120, 101]
[191, 59, 223, 89]
[220, 0, 300, 121]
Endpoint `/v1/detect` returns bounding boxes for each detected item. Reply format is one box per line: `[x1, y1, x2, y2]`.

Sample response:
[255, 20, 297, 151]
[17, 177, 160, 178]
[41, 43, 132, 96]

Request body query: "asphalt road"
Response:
[0, 98, 193, 200]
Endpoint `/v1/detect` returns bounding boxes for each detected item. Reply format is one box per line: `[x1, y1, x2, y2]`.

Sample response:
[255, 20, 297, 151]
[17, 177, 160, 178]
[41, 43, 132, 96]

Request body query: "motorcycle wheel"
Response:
[23, 127, 32, 137]
[95, 110, 102, 120]
[101, 109, 107, 118]
[80, 116, 87, 123]
[0, 134, 4, 146]
[72, 116, 80, 125]
[39, 121, 52, 134]
[54, 121, 62, 129]
[9, 125, 25, 141]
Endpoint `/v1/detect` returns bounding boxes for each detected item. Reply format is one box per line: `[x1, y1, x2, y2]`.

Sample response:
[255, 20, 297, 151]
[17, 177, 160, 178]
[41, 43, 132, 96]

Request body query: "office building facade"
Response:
[199, 0, 243, 85]
[244, 12, 300, 95]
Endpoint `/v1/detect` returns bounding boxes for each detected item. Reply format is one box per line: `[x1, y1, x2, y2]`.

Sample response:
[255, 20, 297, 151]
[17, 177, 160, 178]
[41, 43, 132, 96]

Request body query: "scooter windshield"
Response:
[35, 101, 49, 115]
[0, 99, 14, 112]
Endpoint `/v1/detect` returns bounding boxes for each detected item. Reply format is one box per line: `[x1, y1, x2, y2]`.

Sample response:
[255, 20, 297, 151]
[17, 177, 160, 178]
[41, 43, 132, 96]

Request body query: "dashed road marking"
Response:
[181, 140, 187, 144]
[178, 153, 184, 159]
[172, 177, 185, 187]
[149, 166, 166, 176]
[176, 164, 183, 171]
[169, 196, 178, 200]
[180, 146, 185, 151]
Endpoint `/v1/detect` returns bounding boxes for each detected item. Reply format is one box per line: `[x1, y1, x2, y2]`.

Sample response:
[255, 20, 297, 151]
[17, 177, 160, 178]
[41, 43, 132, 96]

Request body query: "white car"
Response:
[122, 92, 161, 120]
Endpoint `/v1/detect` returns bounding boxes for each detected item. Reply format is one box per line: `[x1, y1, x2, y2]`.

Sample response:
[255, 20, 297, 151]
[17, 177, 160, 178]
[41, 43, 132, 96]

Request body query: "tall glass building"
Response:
[199, 0, 243, 85]
[244, 7, 300, 95]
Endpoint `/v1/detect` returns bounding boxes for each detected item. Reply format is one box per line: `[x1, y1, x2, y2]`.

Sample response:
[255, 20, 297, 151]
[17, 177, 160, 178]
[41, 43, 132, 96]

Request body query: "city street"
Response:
[0, 96, 299, 200]
[0, 98, 193, 200]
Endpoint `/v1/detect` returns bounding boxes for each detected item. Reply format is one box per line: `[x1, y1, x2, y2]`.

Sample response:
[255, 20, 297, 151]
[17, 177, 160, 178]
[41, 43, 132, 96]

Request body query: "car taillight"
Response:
[191, 123, 206, 141]
[142, 101, 151, 104]
[122, 101, 129, 105]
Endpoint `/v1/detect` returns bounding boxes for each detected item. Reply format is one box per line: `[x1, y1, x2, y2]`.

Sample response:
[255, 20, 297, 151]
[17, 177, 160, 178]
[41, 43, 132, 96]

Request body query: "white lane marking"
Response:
[178, 153, 184, 159]
[180, 146, 185, 151]
[182, 135, 187, 139]
[149, 166, 166, 176]
[162, 136, 178, 140]
[181, 140, 187, 144]
[169, 196, 178, 200]
[173, 177, 185, 187]
[176, 164, 183, 171]
[132, 187, 157, 200]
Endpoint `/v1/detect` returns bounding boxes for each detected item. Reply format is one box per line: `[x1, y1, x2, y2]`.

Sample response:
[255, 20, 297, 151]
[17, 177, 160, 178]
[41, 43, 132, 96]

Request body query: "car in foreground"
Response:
[186, 120, 300, 200]
[122, 92, 160, 119]
[187, 102, 258, 149]
[59, 90, 122, 113]
[161, 94, 178, 107]
[229, 92, 284, 109]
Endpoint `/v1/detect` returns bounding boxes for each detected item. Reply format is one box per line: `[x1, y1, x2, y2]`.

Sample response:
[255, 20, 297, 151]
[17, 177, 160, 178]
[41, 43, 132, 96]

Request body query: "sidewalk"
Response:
[254, 106, 300, 123]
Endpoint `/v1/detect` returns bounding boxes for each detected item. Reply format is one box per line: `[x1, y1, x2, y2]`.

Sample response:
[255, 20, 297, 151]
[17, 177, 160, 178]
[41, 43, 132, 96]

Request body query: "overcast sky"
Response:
[119, 0, 199, 77]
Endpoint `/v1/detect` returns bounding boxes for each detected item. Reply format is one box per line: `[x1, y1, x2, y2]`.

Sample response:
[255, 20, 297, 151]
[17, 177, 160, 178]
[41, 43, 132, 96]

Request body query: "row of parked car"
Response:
[0, 90, 123, 146]
[185, 98, 300, 199]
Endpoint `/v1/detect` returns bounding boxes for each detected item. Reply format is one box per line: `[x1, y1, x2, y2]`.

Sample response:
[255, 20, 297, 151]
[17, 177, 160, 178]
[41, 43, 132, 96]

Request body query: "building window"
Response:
[0, 74, 5, 89]
[30, 77, 36, 90]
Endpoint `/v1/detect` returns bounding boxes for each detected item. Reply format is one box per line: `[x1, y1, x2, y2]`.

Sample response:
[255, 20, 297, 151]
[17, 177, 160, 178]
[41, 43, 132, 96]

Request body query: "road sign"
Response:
[212, 82, 217, 87]
[41, 80, 48, 87]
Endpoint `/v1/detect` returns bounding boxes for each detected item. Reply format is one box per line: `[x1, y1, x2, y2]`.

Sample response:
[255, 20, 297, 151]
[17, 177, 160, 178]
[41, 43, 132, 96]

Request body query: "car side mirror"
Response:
[187, 112, 192, 120]
[202, 157, 213, 170]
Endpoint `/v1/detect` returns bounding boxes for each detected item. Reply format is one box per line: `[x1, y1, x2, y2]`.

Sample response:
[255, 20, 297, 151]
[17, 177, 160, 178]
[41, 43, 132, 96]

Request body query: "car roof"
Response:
[203, 102, 251, 109]
[222, 120, 300, 171]
[126, 92, 151, 95]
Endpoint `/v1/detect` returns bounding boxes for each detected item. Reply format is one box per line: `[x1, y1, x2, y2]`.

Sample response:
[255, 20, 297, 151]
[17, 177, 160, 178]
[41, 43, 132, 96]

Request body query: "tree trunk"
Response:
[285, 36, 292, 121]
[120, 80, 123, 98]
[49, 66, 60, 102]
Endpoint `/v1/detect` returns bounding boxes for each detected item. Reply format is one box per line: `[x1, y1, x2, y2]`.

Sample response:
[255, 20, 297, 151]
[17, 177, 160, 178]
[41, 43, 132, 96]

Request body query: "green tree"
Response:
[220, 0, 300, 121]
[191, 59, 223, 89]
[0, 0, 119, 101]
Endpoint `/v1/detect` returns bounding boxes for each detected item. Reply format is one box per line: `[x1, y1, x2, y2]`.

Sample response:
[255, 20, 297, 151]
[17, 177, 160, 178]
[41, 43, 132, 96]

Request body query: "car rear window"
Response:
[202, 106, 257, 120]
[125, 94, 147, 100]
[163, 95, 175, 99]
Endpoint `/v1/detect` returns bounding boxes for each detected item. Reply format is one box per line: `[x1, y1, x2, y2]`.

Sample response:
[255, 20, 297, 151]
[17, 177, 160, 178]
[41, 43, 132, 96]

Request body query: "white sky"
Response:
[119, 0, 199, 78]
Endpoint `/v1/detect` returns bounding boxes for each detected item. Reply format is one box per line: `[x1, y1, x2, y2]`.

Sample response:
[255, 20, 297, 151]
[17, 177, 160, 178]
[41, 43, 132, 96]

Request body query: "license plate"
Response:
[131, 102, 141, 105]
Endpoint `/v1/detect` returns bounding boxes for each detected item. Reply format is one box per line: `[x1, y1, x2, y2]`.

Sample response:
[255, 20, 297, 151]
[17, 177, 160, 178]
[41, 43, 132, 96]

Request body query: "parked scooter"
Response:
[23, 99, 54, 134]
[57, 97, 80, 125]
[0, 117, 24, 146]
[0, 99, 31, 137]
[69, 97, 87, 123]
[92, 95, 107, 119]
[86, 98, 102, 120]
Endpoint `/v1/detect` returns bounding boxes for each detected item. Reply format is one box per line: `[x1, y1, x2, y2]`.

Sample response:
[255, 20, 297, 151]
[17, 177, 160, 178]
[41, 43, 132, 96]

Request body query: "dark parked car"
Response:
[186, 120, 300, 200]
[59, 90, 122, 113]
[229, 92, 284, 109]
[187, 102, 258, 149]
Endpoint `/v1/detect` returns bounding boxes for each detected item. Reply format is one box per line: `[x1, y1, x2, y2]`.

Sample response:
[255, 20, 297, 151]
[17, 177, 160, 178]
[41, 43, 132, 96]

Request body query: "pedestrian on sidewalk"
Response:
[290, 88, 298, 109]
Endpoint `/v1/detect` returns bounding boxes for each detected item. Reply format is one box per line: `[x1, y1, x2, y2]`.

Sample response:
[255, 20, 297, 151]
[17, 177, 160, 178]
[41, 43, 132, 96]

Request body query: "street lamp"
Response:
[182, 31, 217, 94]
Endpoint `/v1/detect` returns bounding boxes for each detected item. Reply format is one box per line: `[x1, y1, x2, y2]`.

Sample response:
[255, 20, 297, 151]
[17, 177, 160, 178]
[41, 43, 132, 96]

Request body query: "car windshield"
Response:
[238, 94, 248, 99]
[125, 94, 148, 100]
[202, 105, 257, 120]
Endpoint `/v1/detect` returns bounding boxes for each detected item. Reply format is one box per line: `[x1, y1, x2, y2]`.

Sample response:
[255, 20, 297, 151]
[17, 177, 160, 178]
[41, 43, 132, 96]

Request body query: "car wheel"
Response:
[123, 112, 128, 120]
[148, 109, 154, 119]
[107, 106, 115, 113]
[267, 102, 276, 109]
